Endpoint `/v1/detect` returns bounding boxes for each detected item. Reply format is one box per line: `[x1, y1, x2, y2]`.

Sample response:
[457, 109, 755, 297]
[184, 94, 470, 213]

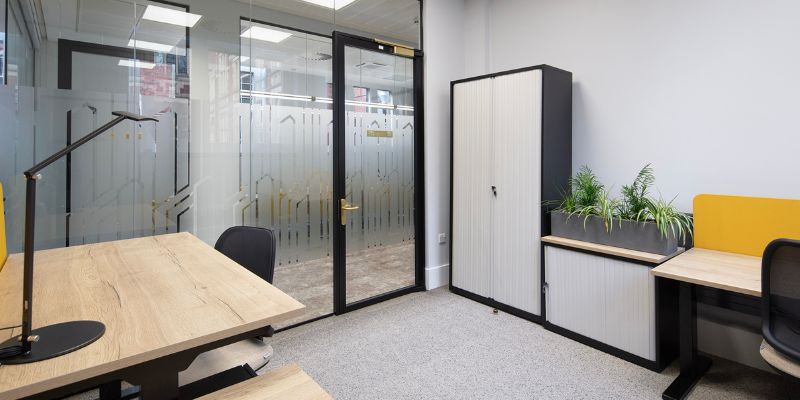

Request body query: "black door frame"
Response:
[332, 31, 425, 315]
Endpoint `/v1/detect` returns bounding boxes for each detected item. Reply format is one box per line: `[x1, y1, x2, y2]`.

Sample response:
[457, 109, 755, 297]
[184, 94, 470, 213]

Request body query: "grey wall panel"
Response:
[545, 246, 656, 360]
[490, 70, 542, 315]
[451, 78, 493, 297]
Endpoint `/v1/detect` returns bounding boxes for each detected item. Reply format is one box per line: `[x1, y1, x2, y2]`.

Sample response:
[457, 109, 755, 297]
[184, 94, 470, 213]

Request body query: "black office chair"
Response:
[214, 226, 277, 285]
[760, 239, 800, 379]
[180, 226, 279, 394]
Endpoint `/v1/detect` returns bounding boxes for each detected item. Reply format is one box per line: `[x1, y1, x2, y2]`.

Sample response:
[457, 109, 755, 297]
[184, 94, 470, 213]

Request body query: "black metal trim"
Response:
[274, 313, 334, 334]
[450, 286, 543, 324]
[451, 64, 571, 86]
[543, 321, 662, 371]
[65, 110, 72, 247]
[176, 206, 190, 232]
[240, 16, 332, 40]
[20, 325, 274, 400]
[695, 286, 760, 316]
[332, 31, 425, 315]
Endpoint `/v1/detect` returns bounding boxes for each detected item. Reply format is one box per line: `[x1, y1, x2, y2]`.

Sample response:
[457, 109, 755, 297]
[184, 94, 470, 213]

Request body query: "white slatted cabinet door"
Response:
[490, 70, 543, 314]
[451, 79, 494, 297]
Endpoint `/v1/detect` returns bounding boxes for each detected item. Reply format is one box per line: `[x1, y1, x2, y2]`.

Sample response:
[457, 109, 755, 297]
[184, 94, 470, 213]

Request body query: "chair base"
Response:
[761, 340, 800, 379]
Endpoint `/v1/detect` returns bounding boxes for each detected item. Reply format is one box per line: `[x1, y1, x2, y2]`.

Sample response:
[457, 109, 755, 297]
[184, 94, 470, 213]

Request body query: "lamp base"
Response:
[0, 320, 105, 364]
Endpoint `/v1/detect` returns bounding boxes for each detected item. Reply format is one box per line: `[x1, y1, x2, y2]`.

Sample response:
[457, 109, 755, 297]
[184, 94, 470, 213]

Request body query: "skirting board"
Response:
[426, 263, 449, 290]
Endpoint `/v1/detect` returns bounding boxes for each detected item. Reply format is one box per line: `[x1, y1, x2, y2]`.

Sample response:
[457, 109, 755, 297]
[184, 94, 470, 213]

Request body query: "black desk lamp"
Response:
[0, 111, 158, 364]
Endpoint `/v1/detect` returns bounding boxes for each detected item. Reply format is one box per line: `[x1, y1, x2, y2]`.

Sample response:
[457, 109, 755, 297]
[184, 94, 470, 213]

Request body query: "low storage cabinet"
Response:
[542, 236, 681, 371]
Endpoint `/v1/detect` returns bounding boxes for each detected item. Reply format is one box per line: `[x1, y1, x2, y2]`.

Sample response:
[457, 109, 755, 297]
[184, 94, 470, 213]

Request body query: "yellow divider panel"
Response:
[694, 194, 800, 257]
[0, 182, 7, 270]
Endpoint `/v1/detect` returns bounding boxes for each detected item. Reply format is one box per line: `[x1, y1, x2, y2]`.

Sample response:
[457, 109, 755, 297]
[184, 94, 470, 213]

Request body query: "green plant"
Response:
[551, 164, 694, 241]
[618, 164, 654, 221]
[644, 195, 694, 242]
[551, 165, 602, 214]
[576, 188, 620, 233]
[571, 165, 603, 209]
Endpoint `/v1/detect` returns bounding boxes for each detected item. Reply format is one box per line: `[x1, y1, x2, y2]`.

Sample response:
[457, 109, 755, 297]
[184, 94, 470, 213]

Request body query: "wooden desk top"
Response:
[0, 232, 305, 399]
[651, 247, 761, 296]
[541, 235, 684, 265]
[198, 363, 332, 400]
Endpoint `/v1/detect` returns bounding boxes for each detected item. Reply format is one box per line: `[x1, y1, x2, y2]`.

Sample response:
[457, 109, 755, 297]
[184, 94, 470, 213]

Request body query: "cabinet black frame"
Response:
[448, 64, 573, 325]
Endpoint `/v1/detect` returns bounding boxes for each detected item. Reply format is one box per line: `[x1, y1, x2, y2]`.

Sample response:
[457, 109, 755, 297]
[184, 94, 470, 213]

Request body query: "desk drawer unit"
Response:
[542, 240, 679, 371]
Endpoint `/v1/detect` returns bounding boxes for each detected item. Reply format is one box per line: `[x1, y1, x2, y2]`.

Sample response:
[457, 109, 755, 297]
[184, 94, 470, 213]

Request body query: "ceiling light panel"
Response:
[128, 39, 173, 53]
[240, 26, 292, 43]
[142, 5, 202, 27]
[299, 0, 358, 10]
[118, 59, 156, 69]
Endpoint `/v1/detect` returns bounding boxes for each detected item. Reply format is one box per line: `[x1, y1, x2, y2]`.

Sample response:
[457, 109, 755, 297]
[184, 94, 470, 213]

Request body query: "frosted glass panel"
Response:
[343, 45, 416, 304]
[241, 20, 334, 326]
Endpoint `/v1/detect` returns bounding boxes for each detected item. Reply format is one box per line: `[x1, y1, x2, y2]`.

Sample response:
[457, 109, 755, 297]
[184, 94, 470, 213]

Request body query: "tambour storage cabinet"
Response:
[449, 65, 572, 320]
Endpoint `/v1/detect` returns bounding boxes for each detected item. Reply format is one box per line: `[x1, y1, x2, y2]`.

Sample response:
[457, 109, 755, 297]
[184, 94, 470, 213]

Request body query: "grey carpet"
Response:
[264, 288, 800, 400]
[66, 288, 798, 399]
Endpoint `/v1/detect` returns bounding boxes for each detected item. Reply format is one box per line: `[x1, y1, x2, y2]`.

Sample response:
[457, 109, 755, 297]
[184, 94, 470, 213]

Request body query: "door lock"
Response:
[340, 199, 360, 226]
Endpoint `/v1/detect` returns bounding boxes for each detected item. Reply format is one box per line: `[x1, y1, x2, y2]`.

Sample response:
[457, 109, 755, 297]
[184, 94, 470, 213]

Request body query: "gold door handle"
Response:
[340, 199, 360, 225]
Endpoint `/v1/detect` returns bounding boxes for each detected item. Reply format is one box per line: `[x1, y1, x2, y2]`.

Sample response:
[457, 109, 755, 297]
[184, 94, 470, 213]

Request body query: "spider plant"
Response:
[576, 188, 620, 232]
[618, 164, 654, 221]
[548, 165, 602, 214]
[644, 195, 694, 242]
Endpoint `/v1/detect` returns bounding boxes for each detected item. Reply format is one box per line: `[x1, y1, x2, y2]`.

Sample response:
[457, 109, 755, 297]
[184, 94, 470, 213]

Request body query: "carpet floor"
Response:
[264, 288, 800, 399]
[66, 288, 799, 399]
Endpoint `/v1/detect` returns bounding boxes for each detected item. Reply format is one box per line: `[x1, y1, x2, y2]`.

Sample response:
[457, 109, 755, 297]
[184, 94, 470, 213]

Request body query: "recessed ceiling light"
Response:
[240, 26, 292, 43]
[118, 59, 156, 69]
[142, 5, 202, 27]
[128, 39, 174, 53]
[299, 0, 358, 10]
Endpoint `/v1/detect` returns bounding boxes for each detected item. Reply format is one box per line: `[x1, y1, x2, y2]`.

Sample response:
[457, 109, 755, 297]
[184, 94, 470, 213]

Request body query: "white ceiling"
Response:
[243, 0, 420, 45]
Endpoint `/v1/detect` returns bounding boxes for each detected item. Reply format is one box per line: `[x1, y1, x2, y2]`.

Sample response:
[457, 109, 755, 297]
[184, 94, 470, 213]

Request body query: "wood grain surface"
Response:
[0, 232, 305, 399]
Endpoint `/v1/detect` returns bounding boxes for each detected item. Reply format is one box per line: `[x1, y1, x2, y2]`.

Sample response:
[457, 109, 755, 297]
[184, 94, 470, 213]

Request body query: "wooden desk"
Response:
[650, 248, 761, 400]
[652, 248, 761, 296]
[198, 364, 332, 400]
[0, 232, 305, 400]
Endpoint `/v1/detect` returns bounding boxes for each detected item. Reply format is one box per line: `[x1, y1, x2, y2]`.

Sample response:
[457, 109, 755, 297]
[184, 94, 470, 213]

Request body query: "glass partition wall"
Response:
[0, 0, 421, 328]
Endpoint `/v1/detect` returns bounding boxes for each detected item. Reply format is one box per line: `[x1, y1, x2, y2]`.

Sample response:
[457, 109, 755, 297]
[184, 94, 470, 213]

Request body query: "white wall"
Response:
[422, 0, 467, 289]
[463, 0, 800, 371]
[479, 0, 800, 211]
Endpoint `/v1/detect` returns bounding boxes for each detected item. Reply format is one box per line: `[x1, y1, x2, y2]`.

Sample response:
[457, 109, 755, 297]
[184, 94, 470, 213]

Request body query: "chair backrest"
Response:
[214, 226, 276, 284]
[0, 182, 7, 271]
[763, 239, 800, 361]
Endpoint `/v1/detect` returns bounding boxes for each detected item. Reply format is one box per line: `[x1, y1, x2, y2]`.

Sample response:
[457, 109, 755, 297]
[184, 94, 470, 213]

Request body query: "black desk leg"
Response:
[663, 282, 712, 400]
[137, 373, 179, 400]
[98, 380, 121, 400]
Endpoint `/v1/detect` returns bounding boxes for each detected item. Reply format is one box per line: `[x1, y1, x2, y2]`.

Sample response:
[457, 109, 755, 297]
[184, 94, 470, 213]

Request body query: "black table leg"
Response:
[135, 373, 179, 400]
[98, 380, 121, 400]
[663, 282, 712, 400]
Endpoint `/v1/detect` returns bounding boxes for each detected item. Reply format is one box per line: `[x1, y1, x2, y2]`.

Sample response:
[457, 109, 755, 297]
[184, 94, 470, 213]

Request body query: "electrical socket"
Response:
[438, 233, 447, 244]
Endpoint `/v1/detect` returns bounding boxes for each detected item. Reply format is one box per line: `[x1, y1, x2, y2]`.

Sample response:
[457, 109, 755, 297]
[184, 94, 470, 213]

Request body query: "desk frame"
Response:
[21, 325, 272, 400]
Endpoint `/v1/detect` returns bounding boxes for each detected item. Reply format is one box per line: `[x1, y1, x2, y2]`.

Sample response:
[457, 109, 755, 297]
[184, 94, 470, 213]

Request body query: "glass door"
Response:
[332, 32, 423, 313]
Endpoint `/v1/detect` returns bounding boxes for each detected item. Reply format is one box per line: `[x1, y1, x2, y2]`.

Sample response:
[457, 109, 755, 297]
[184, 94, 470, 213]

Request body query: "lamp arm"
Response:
[25, 111, 157, 178]
[17, 111, 157, 354]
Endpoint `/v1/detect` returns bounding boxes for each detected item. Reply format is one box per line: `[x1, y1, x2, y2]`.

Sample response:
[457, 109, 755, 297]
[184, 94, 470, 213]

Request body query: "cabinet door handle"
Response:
[491, 186, 497, 197]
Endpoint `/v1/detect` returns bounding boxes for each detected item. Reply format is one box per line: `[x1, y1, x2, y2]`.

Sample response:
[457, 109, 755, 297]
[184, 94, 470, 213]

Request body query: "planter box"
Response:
[550, 211, 678, 255]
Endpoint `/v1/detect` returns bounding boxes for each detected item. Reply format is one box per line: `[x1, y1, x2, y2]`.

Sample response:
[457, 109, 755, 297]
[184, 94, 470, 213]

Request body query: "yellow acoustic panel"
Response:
[694, 194, 800, 257]
[0, 182, 6, 270]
